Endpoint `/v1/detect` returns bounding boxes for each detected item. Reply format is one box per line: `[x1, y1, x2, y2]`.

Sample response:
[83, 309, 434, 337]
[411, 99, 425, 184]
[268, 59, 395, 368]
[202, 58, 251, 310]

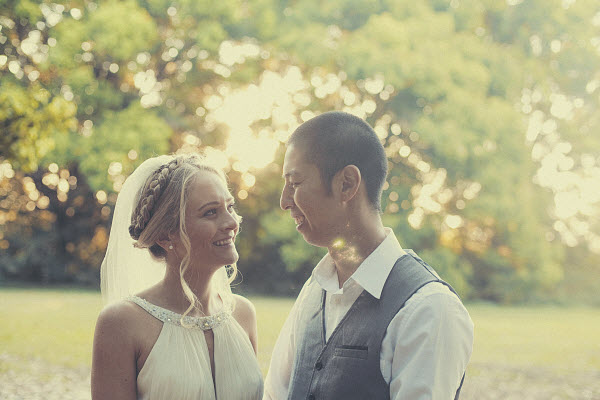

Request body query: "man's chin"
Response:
[300, 232, 328, 248]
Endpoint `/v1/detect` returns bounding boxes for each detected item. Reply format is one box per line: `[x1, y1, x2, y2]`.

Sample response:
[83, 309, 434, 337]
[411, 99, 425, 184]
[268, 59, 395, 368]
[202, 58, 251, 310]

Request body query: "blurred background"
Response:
[1, 0, 599, 399]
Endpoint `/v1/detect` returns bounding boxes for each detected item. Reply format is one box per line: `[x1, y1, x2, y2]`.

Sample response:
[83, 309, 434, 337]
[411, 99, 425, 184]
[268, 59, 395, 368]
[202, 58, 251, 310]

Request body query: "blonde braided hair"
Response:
[129, 157, 183, 241]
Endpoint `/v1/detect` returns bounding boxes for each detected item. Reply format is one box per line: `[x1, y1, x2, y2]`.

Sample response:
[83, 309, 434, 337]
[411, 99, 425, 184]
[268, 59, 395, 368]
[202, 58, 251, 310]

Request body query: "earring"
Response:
[168, 245, 173, 250]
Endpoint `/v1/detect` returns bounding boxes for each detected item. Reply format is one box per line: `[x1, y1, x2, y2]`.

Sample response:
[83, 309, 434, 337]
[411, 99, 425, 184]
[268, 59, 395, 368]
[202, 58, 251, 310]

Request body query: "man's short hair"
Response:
[288, 111, 387, 212]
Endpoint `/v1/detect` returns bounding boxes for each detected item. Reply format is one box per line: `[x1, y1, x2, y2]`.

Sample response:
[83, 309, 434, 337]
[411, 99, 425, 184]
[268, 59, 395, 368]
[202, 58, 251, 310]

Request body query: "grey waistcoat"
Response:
[287, 250, 465, 400]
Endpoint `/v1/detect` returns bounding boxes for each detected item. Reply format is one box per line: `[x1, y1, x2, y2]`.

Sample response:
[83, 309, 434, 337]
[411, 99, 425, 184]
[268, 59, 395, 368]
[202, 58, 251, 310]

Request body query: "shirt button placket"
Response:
[310, 360, 323, 400]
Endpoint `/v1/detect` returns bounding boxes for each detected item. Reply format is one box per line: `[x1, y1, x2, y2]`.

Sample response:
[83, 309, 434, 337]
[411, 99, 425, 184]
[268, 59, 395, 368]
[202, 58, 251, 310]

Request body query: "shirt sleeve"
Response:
[263, 279, 312, 400]
[382, 283, 474, 400]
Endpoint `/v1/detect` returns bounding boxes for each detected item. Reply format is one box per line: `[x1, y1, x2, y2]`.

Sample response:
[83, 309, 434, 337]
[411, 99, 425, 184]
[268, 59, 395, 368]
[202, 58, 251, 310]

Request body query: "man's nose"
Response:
[280, 185, 293, 211]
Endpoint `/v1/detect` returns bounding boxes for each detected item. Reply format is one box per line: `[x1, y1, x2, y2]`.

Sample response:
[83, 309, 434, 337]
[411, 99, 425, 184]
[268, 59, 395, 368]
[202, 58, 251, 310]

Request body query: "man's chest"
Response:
[323, 285, 364, 340]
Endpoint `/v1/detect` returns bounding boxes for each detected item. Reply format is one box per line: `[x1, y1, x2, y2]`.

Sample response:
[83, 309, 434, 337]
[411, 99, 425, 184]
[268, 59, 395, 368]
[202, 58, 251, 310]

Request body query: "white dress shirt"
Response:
[263, 228, 474, 400]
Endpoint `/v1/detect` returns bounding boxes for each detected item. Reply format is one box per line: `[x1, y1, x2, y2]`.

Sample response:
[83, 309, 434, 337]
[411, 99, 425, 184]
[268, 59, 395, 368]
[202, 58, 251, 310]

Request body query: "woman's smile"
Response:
[213, 237, 235, 247]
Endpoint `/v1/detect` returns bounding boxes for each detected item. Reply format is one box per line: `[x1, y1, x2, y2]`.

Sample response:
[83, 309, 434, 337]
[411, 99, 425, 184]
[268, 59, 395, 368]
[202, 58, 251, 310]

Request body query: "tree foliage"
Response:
[1, 0, 598, 302]
[0, 81, 76, 171]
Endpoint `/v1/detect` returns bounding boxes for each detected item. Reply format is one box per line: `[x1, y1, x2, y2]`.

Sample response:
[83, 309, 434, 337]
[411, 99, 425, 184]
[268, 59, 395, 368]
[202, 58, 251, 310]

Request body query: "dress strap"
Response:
[128, 296, 232, 331]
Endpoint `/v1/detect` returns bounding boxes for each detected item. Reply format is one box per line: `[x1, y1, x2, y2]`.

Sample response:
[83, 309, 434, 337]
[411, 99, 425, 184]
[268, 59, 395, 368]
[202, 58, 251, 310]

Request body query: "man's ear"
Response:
[337, 165, 361, 203]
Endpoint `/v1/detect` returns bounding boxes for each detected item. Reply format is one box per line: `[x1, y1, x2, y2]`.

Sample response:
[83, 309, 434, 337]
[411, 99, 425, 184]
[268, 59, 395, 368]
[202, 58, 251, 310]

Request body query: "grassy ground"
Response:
[1, 288, 600, 398]
[468, 303, 600, 373]
[0, 288, 101, 370]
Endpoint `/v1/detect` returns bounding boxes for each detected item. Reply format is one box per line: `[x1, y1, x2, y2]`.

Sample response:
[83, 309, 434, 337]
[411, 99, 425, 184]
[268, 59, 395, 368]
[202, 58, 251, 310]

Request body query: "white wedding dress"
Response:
[128, 296, 264, 400]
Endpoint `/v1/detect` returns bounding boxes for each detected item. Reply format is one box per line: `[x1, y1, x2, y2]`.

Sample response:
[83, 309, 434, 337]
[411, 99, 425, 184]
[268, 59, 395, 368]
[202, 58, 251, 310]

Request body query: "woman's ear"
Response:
[157, 232, 177, 252]
[337, 165, 361, 203]
[156, 238, 172, 251]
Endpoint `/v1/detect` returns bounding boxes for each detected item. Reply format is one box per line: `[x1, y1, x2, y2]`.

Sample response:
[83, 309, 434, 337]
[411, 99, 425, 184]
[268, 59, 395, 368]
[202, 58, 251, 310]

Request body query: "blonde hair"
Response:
[128, 154, 239, 321]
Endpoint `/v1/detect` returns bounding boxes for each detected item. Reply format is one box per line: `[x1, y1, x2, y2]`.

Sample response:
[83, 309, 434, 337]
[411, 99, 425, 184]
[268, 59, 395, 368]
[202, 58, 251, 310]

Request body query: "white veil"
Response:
[100, 154, 233, 307]
[101, 155, 171, 305]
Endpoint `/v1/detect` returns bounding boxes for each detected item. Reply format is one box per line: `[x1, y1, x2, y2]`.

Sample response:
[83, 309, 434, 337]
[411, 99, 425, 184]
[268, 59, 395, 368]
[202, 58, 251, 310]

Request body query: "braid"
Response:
[129, 157, 184, 239]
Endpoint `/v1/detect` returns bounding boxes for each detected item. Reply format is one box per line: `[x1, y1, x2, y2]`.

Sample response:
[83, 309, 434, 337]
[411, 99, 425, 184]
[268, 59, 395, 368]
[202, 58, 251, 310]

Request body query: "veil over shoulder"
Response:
[100, 155, 173, 305]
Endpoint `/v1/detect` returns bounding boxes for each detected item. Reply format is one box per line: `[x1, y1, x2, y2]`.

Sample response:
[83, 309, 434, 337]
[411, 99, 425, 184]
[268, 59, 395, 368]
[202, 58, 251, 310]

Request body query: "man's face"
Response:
[280, 144, 343, 247]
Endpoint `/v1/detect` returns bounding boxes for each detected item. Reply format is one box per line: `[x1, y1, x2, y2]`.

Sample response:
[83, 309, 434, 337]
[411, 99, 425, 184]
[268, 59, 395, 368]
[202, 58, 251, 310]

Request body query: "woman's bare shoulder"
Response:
[95, 299, 150, 339]
[231, 294, 257, 329]
[231, 294, 258, 352]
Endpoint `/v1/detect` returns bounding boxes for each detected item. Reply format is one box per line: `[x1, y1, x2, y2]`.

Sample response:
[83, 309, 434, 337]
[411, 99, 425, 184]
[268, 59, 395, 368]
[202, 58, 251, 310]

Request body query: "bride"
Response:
[91, 154, 263, 399]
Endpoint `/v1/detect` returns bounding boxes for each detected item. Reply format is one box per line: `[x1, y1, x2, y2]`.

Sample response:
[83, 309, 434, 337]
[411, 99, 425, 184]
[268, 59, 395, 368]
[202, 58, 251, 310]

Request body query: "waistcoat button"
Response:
[315, 361, 323, 370]
[308, 394, 315, 400]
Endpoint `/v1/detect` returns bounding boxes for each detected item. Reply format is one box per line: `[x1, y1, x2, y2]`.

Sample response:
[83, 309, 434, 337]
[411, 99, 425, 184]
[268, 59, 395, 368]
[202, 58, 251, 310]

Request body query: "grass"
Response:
[468, 303, 600, 373]
[1, 288, 599, 376]
[252, 296, 295, 373]
[0, 287, 101, 369]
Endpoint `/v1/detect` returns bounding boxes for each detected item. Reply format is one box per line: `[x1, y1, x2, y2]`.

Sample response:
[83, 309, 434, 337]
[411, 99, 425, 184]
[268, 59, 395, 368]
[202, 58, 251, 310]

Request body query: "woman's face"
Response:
[171, 171, 240, 271]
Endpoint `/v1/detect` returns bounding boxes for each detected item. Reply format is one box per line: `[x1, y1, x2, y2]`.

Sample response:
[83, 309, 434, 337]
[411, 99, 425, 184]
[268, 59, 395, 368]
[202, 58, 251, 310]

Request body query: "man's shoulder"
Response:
[294, 273, 321, 303]
[412, 281, 460, 302]
[402, 281, 470, 322]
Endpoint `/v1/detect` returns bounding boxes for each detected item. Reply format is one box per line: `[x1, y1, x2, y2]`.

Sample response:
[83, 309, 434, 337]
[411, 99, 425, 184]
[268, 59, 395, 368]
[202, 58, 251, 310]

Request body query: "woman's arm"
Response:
[91, 303, 138, 400]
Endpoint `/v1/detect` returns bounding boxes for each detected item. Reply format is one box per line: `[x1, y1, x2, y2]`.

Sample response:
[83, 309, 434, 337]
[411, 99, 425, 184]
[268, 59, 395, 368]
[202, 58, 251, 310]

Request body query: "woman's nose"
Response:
[222, 210, 239, 231]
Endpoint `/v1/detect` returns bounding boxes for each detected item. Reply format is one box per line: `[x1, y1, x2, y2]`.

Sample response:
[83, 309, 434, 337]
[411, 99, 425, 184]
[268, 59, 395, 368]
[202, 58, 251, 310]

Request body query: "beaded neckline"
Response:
[128, 295, 232, 331]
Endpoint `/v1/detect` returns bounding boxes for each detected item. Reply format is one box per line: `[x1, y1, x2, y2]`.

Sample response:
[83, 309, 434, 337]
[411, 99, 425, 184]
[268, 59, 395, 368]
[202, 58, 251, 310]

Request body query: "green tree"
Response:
[0, 82, 76, 171]
[1, 0, 598, 302]
[0, 0, 267, 282]
[247, 0, 599, 301]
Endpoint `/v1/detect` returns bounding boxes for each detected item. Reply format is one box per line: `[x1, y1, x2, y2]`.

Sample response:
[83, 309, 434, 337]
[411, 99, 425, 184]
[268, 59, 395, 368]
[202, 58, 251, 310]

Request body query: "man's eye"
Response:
[290, 182, 299, 188]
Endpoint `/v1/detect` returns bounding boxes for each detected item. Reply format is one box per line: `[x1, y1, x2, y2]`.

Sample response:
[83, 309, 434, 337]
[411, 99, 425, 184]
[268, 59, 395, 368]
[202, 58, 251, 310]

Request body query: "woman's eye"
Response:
[227, 204, 237, 213]
[204, 209, 217, 217]
[290, 182, 299, 188]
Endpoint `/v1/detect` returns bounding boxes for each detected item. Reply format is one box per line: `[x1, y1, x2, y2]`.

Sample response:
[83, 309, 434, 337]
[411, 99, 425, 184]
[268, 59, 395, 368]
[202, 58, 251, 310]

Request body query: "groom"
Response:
[263, 111, 473, 399]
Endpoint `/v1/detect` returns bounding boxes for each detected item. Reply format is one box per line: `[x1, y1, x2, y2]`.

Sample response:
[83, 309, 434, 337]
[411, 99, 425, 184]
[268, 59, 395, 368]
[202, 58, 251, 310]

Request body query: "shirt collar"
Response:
[312, 228, 406, 299]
